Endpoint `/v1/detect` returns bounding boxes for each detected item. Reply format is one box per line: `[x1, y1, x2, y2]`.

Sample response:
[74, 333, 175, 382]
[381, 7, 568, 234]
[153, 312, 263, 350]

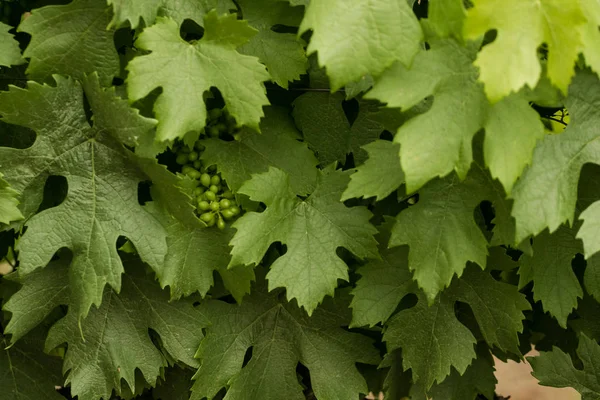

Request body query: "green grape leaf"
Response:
[201, 107, 318, 194]
[0, 22, 24, 67]
[127, 12, 270, 142]
[299, 0, 422, 91]
[579, 202, 600, 259]
[292, 92, 388, 165]
[464, 0, 586, 101]
[366, 39, 543, 192]
[45, 262, 208, 400]
[349, 222, 413, 328]
[191, 282, 380, 400]
[511, 70, 600, 244]
[390, 165, 494, 301]
[580, 1, 600, 77]
[0, 172, 24, 226]
[229, 167, 379, 314]
[424, 0, 466, 41]
[483, 92, 545, 195]
[3, 259, 70, 344]
[82, 72, 157, 149]
[1, 332, 64, 400]
[0, 76, 167, 320]
[585, 254, 600, 301]
[383, 264, 529, 389]
[108, 0, 235, 29]
[19, 0, 119, 85]
[519, 225, 584, 328]
[341, 140, 404, 201]
[161, 219, 254, 301]
[345, 75, 374, 100]
[425, 353, 497, 400]
[237, 0, 308, 87]
[530, 334, 600, 400]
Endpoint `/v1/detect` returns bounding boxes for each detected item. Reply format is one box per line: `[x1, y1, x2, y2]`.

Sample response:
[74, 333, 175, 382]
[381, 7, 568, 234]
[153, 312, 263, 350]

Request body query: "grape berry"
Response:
[172, 107, 242, 229]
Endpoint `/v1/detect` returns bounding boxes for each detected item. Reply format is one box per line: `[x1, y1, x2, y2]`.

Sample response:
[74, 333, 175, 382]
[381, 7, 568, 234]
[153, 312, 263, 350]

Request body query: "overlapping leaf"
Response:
[0, 172, 24, 226]
[299, 0, 422, 90]
[0, 76, 166, 319]
[201, 106, 318, 194]
[19, 0, 119, 85]
[512, 70, 600, 247]
[229, 167, 379, 313]
[530, 334, 600, 399]
[127, 12, 270, 142]
[0, 22, 23, 67]
[293, 93, 392, 165]
[464, 0, 586, 101]
[0, 330, 64, 400]
[108, 0, 235, 28]
[191, 281, 380, 400]
[352, 224, 529, 389]
[237, 0, 308, 87]
[366, 39, 543, 192]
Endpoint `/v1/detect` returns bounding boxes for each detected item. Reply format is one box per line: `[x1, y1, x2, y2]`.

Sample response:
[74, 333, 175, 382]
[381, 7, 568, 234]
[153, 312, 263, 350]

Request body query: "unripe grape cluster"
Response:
[172, 107, 242, 229]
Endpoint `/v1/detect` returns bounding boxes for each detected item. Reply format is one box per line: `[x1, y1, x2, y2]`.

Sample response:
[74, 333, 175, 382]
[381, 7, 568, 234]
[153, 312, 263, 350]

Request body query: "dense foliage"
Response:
[1, 0, 600, 399]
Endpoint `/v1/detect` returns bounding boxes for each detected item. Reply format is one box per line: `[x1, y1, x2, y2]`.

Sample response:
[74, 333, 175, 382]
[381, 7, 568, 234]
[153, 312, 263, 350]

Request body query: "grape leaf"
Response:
[19, 0, 119, 85]
[389, 167, 490, 301]
[464, 0, 586, 101]
[349, 220, 413, 328]
[201, 106, 318, 194]
[0, 22, 24, 67]
[127, 12, 270, 142]
[44, 262, 208, 400]
[237, 0, 308, 88]
[299, 0, 422, 91]
[341, 140, 404, 201]
[191, 281, 380, 400]
[518, 225, 584, 328]
[292, 92, 389, 165]
[530, 334, 600, 400]
[425, 353, 497, 400]
[579, 202, 600, 259]
[511, 70, 600, 244]
[0, 331, 63, 400]
[229, 167, 379, 314]
[161, 218, 254, 301]
[383, 264, 529, 389]
[424, 0, 466, 41]
[3, 259, 70, 344]
[366, 39, 543, 192]
[108, 0, 235, 29]
[0, 76, 167, 320]
[580, 0, 600, 77]
[81, 72, 157, 150]
[0, 172, 24, 226]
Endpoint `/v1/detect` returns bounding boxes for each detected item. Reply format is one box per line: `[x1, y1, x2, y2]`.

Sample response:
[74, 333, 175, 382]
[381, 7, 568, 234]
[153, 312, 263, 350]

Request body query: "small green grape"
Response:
[198, 200, 210, 211]
[209, 108, 223, 120]
[208, 126, 219, 137]
[200, 173, 211, 187]
[209, 185, 219, 193]
[188, 151, 199, 162]
[194, 141, 205, 151]
[180, 146, 191, 153]
[200, 212, 214, 223]
[194, 187, 205, 197]
[230, 206, 241, 215]
[193, 160, 202, 169]
[181, 166, 194, 175]
[219, 199, 231, 209]
[210, 201, 220, 211]
[205, 191, 216, 201]
[221, 209, 235, 219]
[188, 169, 202, 180]
[206, 218, 216, 227]
[210, 175, 221, 185]
[216, 123, 227, 133]
[217, 218, 226, 230]
[222, 190, 234, 199]
[175, 154, 189, 165]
